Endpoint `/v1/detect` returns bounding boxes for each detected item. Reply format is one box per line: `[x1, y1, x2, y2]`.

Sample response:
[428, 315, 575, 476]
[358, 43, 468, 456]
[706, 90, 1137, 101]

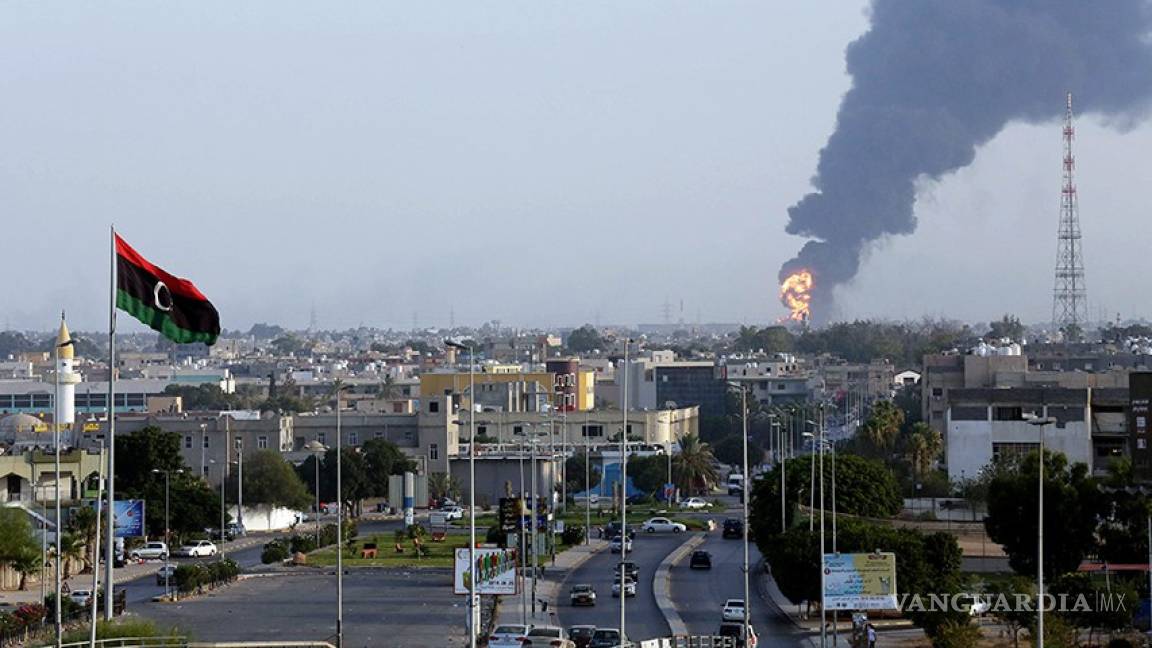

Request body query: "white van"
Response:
[726, 473, 744, 495]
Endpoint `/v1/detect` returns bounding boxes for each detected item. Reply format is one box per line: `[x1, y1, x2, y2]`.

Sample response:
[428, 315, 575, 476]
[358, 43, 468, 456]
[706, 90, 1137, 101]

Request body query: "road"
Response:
[555, 531, 683, 641]
[670, 531, 805, 647]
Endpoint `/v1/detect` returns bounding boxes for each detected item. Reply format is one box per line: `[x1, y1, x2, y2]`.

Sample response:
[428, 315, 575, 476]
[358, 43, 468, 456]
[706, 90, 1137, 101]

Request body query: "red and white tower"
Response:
[1052, 92, 1088, 339]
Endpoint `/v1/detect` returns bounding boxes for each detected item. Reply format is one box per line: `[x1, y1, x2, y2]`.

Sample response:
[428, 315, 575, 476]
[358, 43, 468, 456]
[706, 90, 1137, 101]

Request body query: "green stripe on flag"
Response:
[116, 290, 219, 345]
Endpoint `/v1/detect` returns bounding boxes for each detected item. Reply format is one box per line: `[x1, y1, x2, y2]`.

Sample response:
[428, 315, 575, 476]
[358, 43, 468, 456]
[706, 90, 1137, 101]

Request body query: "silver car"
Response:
[488, 624, 531, 648]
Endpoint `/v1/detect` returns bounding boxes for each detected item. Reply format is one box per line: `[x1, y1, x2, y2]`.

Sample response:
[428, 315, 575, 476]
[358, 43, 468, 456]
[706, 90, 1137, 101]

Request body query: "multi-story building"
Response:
[617, 352, 726, 416]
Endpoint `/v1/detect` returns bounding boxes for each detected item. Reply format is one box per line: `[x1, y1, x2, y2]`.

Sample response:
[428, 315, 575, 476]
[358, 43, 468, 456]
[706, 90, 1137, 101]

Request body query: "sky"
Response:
[2, 2, 1150, 333]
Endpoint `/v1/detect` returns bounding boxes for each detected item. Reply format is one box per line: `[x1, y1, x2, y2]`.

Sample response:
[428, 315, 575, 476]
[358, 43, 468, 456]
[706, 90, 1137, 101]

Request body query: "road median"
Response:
[654, 532, 707, 636]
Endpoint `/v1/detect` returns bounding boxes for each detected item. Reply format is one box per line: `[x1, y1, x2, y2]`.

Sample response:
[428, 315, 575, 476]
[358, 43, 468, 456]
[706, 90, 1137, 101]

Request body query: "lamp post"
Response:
[208, 459, 226, 559]
[334, 381, 347, 648]
[1024, 413, 1056, 648]
[619, 338, 631, 644]
[775, 419, 786, 534]
[236, 438, 244, 533]
[151, 468, 183, 600]
[445, 339, 478, 648]
[726, 382, 751, 645]
[306, 440, 328, 549]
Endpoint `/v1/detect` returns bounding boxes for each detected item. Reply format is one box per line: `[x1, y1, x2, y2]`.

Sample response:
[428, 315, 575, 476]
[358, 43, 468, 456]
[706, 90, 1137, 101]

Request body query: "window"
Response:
[477, 425, 487, 436]
[992, 406, 1024, 422]
[993, 442, 1038, 463]
[429, 401, 440, 413]
[375, 431, 384, 438]
[775, 383, 786, 391]
[203, 435, 210, 448]
[430, 443, 439, 460]
[581, 425, 604, 438]
[257, 436, 268, 449]
[392, 402, 404, 413]
[202, 465, 210, 476]
[184, 436, 193, 449]
[317, 432, 326, 445]
[513, 425, 523, 436]
[349, 432, 358, 445]
[931, 388, 943, 397]
[951, 406, 988, 421]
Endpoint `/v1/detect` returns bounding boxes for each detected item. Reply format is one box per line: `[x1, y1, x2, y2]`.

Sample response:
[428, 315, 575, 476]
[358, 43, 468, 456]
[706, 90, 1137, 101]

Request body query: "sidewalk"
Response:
[0, 532, 272, 607]
[493, 539, 607, 629]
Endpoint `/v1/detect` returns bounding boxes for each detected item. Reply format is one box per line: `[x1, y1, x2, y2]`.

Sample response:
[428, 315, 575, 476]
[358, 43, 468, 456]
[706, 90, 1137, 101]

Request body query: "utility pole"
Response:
[1052, 92, 1088, 338]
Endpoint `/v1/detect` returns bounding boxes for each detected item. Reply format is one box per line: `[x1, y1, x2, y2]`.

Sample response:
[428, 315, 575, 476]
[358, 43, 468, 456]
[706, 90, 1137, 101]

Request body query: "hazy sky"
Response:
[3, 2, 1150, 333]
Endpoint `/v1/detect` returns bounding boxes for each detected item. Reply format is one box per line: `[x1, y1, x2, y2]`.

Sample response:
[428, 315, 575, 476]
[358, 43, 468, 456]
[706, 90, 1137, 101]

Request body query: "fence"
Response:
[640, 637, 737, 648]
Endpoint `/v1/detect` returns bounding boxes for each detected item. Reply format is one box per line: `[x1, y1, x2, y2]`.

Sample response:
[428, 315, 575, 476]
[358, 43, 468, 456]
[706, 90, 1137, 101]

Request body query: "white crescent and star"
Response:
[153, 280, 173, 312]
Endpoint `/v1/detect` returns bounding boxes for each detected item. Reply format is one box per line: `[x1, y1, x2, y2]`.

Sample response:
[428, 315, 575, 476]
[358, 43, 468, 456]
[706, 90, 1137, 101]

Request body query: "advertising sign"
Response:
[113, 500, 146, 538]
[453, 548, 519, 595]
[823, 552, 898, 610]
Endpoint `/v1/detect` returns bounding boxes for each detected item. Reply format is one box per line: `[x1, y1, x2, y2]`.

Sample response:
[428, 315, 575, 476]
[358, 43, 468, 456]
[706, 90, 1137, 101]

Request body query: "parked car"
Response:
[618, 561, 639, 581]
[722, 518, 744, 539]
[569, 625, 597, 648]
[722, 599, 746, 622]
[225, 523, 246, 537]
[129, 542, 168, 561]
[689, 550, 712, 569]
[589, 628, 622, 648]
[204, 527, 234, 543]
[570, 584, 597, 606]
[609, 536, 632, 554]
[521, 625, 573, 648]
[69, 589, 93, 607]
[176, 540, 218, 558]
[718, 622, 757, 648]
[681, 497, 711, 510]
[442, 506, 465, 521]
[642, 517, 686, 534]
[155, 564, 177, 586]
[488, 624, 531, 648]
[611, 576, 636, 598]
[604, 522, 636, 540]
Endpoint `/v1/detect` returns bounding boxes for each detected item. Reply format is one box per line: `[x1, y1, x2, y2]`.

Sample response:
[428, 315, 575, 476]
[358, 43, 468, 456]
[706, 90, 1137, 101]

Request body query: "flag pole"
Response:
[103, 226, 116, 620]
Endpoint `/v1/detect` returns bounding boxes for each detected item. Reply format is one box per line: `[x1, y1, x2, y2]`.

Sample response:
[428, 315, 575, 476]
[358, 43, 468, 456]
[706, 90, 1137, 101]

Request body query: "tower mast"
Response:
[1052, 92, 1088, 339]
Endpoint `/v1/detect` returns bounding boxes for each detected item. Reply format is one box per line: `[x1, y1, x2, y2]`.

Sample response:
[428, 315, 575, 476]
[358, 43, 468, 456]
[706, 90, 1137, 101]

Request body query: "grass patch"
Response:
[309, 534, 460, 568]
[63, 618, 185, 644]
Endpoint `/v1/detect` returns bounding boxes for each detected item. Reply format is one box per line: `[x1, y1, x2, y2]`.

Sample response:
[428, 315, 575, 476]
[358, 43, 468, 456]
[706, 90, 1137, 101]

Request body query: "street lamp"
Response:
[772, 418, 786, 534]
[1024, 413, 1057, 648]
[445, 338, 479, 648]
[306, 440, 328, 549]
[619, 337, 631, 644]
[333, 381, 349, 648]
[726, 382, 752, 645]
[151, 468, 183, 599]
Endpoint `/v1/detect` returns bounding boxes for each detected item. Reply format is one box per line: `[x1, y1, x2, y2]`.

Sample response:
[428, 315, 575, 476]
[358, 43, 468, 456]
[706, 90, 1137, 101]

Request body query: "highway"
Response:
[555, 531, 685, 640]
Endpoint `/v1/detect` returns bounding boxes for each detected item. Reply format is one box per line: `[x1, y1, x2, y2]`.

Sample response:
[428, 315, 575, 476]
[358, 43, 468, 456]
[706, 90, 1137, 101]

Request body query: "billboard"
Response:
[113, 500, 146, 538]
[823, 552, 898, 610]
[1130, 373, 1152, 480]
[453, 547, 518, 595]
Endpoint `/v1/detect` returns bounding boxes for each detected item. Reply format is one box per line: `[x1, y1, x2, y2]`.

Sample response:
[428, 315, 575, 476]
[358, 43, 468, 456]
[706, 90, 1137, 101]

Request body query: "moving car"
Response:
[681, 497, 711, 510]
[570, 584, 597, 606]
[225, 522, 246, 537]
[722, 599, 746, 622]
[609, 536, 632, 554]
[619, 561, 639, 581]
[642, 517, 686, 534]
[718, 622, 758, 648]
[442, 506, 465, 521]
[611, 576, 637, 598]
[69, 589, 93, 607]
[176, 540, 218, 558]
[589, 629, 622, 648]
[155, 564, 177, 586]
[129, 542, 169, 561]
[568, 625, 597, 648]
[521, 625, 574, 648]
[722, 518, 744, 539]
[727, 474, 745, 496]
[488, 624, 531, 648]
[604, 522, 636, 540]
[689, 550, 712, 569]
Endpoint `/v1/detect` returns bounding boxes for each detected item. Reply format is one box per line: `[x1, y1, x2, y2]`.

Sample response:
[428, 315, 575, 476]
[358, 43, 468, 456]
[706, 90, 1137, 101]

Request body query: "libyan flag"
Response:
[116, 234, 221, 346]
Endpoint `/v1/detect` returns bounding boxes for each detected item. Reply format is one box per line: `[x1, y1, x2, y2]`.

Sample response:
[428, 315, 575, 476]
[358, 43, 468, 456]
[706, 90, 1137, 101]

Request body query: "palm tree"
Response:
[860, 400, 904, 454]
[428, 472, 461, 502]
[66, 505, 98, 571]
[56, 533, 85, 579]
[11, 546, 40, 591]
[672, 433, 718, 496]
[905, 422, 942, 480]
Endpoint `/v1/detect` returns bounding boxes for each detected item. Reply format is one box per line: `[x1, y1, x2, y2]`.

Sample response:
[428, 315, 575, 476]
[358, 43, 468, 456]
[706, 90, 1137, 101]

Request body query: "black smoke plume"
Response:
[781, 0, 1152, 323]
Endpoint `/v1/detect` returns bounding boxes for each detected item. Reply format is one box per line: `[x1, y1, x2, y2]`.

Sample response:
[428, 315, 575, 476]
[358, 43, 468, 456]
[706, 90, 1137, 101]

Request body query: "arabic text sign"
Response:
[113, 500, 145, 538]
[453, 548, 518, 595]
[823, 552, 898, 610]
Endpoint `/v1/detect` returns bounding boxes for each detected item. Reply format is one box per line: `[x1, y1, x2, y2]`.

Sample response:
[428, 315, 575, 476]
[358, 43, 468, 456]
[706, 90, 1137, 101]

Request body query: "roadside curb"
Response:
[655, 532, 707, 636]
[494, 539, 608, 628]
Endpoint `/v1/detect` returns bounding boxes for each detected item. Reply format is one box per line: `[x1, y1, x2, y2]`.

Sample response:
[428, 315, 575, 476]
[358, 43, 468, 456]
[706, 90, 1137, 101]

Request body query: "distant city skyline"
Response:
[4, 2, 1152, 332]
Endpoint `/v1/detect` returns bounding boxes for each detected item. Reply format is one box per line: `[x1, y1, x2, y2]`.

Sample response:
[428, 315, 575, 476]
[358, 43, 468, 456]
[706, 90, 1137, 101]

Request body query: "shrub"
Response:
[261, 540, 289, 565]
[930, 620, 981, 648]
[562, 525, 586, 546]
[290, 535, 318, 554]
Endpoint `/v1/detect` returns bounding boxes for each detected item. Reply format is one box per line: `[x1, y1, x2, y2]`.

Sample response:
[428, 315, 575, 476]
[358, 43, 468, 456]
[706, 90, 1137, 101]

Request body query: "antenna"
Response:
[1052, 92, 1088, 340]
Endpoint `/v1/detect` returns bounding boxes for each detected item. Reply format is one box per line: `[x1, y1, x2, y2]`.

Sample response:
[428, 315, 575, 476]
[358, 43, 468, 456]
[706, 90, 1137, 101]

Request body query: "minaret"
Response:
[55, 314, 79, 429]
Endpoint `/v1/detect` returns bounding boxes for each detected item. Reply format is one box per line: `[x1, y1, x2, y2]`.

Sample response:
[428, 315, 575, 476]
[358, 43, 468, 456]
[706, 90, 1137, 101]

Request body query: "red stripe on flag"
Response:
[115, 234, 210, 302]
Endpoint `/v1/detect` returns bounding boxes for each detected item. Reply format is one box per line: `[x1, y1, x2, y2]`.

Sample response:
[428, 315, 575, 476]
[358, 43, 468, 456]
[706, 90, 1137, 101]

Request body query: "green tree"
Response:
[360, 438, 416, 499]
[711, 434, 764, 468]
[987, 314, 1025, 341]
[733, 325, 795, 353]
[230, 450, 311, 510]
[904, 422, 943, 482]
[985, 576, 1035, 648]
[66, 506, 99, 571]
[566, 325, 605, 353]
[56, 533, 85, 579]
[299, 448, 371, 515]
[116, 426, 220, 538]
[427, 472, 461, 503]
[860, 400, 904, 455]
[626, 455, 668, 495]
[565, 454, 600, 496]
[0, 508, 41, 590]
[671, 434, 718, 496]
[985, 450, 1100, 580]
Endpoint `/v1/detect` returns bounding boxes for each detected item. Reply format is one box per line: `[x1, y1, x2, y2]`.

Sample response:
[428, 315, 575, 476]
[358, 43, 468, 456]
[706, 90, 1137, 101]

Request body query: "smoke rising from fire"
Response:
[779, 0, 1152, 323]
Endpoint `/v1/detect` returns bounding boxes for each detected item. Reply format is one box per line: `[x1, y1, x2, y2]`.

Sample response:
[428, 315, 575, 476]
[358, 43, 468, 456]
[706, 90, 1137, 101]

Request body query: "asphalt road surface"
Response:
[556, 531, 685, 641]
[671, 531, 805, 647]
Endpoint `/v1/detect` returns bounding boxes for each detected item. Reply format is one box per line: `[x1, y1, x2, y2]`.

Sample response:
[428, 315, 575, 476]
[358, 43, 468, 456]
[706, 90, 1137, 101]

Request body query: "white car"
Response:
[176, 540, 218, 558]
[609, 536, 633, 554]
[69, 589, 93, 607]
[442, 506, 465, 521]
[681, 497, 711, 510]
[611, 577, 637, 598]
[521, 625, 574, 648]
[488, 624, 531, 648]
[642, 517, 686, 534]
[722, 598, 746, 622]
[129, 542, 169, 561]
